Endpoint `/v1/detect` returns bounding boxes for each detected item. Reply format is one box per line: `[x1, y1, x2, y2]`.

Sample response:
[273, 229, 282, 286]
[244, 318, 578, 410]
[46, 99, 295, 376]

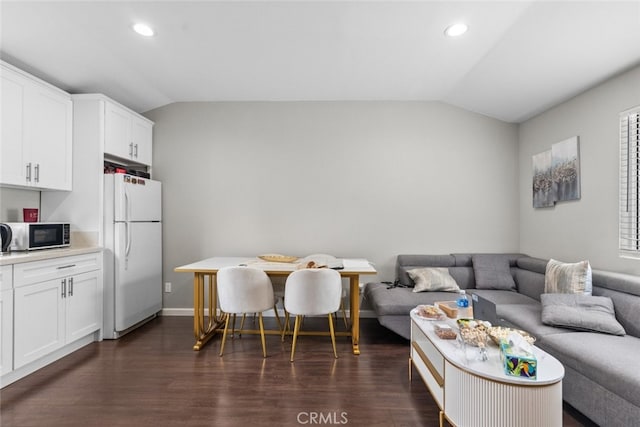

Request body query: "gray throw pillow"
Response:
[541, 293, 626, 336]
[472, 254, 516, 291]
[408, 268, 460, 293]
[544, 258, 592, 294]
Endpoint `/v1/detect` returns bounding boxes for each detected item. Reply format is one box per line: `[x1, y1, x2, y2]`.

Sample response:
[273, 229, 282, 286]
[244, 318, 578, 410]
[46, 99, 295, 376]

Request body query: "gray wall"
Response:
[145, 101, 519, 309]
[519, 65, 640, 274]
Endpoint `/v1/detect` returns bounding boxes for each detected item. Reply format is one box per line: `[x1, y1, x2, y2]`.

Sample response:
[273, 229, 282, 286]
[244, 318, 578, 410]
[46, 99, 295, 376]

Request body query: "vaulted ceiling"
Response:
[2, 1, 639, 123]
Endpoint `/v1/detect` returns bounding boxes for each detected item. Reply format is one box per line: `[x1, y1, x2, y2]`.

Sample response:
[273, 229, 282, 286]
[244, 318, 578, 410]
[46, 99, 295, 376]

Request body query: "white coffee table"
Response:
[409, 310, 564, 427]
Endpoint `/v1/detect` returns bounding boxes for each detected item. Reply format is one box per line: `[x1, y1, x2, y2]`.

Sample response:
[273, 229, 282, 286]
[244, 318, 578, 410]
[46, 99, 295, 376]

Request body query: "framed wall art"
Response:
[551, 136, 581, 202]
[532, 136, 580, 208]
[532, 150, 555, 208]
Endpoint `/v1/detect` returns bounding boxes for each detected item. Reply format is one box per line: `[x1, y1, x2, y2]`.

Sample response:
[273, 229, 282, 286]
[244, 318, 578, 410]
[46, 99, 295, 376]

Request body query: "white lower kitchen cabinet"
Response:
[14, 278, 65, 368]
[65, 270, 101, 343]
[2, 249, 103, 387]
[0, 265, 13, 377]
[14, 270, 101, 368]
[0, 289, 13, 377]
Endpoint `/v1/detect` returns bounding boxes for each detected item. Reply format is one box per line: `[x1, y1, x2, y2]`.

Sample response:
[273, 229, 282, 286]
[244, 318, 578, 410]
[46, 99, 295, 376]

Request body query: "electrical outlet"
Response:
[164, 282, 172, 293]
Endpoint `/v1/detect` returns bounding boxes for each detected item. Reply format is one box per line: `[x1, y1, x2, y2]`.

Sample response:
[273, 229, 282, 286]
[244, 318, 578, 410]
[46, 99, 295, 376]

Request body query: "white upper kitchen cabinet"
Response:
[131, 115, 153, 165]
[0, 67, 28, 186]
[105, 100, 153, 166]
[0, 61, 72, 191]
[41, 94, 153, 234]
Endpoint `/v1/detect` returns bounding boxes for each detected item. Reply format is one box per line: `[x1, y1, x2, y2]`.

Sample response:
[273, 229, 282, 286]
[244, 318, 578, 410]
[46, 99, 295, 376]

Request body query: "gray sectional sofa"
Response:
[364, 253, 640, 427]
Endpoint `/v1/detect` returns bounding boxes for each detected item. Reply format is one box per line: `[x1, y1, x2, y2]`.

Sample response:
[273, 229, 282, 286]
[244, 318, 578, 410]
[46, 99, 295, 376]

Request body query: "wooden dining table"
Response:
[174, 257, 377, 354]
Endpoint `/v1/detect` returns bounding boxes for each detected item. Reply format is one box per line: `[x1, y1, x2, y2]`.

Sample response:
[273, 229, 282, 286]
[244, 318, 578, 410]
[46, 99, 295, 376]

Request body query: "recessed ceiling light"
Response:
[444, 23, 468, 38]
[133, 23, 155, 37]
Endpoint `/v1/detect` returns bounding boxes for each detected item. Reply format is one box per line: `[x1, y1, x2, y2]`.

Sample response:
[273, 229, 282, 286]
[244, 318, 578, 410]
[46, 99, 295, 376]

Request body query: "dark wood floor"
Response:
[1, 316, 595, 427]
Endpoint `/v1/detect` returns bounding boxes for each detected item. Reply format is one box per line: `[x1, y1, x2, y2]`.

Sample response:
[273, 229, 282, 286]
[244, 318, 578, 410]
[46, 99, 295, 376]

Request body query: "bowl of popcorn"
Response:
[457, 319, 491, 348]
[487, 326, 536, 346]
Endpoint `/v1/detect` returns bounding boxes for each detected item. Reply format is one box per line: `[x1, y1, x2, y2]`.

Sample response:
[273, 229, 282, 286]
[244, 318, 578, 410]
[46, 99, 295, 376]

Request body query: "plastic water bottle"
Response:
[456, 290, 470, 318]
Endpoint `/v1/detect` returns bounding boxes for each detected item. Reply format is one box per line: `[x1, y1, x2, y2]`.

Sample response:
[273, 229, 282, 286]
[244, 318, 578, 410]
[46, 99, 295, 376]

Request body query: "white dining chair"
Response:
[283, 268, 343, 362]
[299, 254, 349, 328]
[217, 266, 275, 358]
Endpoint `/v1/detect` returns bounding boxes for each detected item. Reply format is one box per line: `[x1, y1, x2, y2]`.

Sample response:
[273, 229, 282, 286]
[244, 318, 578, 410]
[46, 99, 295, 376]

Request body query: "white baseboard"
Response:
[161, 307, 377, 319]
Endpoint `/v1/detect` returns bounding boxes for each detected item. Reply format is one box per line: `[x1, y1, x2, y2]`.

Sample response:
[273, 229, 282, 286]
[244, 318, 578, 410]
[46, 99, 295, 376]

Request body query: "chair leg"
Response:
[290, 315, 302, 362]
[340, 300, 349, 329]
[281, 311, 290, 342]
[258, 312, 267, 358]
[231, 313, 237, 337]
[284, 309, 291, 333]
[273, 304, 283, 332]
[328, 314, 338, 359]
[239, 313, 247, 337]
[219, 313, 231, 357]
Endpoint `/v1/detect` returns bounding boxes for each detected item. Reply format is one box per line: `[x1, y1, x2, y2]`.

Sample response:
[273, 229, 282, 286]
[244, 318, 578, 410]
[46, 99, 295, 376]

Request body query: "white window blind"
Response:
[620, 106, 640, 257]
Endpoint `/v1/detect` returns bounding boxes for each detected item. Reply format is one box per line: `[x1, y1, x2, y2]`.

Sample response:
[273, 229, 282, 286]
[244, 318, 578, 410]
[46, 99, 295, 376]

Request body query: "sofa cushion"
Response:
[364, 282, 455, 316]
[496, 303, 575, 338]
[540, 332, 640, 409]
[541, 293, 626, 335]
[376, 315, 411, 340]
[513, 268, 545, 301]
[560, 363, 640, 427]
[396, 255, 455, 286]
[516, 256, 548, 274]
[472, 254, 517, 291]
[593, 286, 640, 338]
[408, 268, 460, 293]
[447, 267, 475, 290]
[592, 269, 640, 297]
[544, 259, 593, 294]
[591, 270, 640, 338]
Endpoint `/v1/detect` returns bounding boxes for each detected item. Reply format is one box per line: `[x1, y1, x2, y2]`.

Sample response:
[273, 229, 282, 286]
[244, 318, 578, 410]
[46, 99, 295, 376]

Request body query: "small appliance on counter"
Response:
[2, 222, 70, 251]
[0, 223, 12, 253]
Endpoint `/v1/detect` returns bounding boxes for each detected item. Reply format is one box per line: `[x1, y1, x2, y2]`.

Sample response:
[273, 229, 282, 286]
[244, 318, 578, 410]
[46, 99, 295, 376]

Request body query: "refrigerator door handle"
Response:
[124, 184, 130, 222]
[125, 222, 132, 259]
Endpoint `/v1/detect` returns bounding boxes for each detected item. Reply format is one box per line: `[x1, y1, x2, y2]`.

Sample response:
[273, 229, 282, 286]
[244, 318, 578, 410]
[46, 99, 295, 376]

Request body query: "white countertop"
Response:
[0, 246, 103, 266]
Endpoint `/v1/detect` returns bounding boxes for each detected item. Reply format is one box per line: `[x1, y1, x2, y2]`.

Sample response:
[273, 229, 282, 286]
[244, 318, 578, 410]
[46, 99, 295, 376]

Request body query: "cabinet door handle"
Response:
[56, 264, 76, 270]
[134, 144, 138, 158]
[26, 163, 32, 182]
[34, 163, 40, 183]
[61, 278, 67, 298]
[129, 142, 134, 157]
[68, 277, 74, 297]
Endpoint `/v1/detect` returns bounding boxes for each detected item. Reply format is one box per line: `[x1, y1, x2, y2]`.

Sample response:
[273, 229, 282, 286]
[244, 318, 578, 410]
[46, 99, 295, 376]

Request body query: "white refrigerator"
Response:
[103, 173, 162, 339]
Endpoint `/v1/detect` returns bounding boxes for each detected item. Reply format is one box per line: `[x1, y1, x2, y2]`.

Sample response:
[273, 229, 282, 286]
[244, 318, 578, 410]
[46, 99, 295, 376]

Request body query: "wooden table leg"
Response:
[350, 275, 360, 355]
[193, 273, 204, 342]
[192, 272, 222, 350]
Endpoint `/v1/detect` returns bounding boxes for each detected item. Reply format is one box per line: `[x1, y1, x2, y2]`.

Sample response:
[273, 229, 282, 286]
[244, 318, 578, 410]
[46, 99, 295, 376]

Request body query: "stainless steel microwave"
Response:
[5, 222, 70, 251]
